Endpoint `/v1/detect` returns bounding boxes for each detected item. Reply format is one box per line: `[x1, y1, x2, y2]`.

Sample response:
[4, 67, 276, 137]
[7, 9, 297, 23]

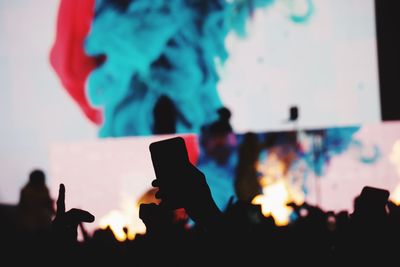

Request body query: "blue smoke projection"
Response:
[84, 0, 380, 211]
[295, 127, 380, 193]
[84, 0, 314, 137]
[198, 126, 381, 211]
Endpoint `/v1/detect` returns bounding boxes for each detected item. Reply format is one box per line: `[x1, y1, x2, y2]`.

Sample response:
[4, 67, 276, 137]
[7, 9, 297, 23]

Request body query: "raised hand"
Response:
[152, 164, 222, 230]
[52, 184, 95, 244]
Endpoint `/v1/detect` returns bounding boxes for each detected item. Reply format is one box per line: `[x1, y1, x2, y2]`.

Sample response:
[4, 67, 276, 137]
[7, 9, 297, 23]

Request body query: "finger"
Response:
[151, 179, 160, 187]
[155, 189, 162, 199]
[56, 183, 66, 216]
[66, 208, 95, 223]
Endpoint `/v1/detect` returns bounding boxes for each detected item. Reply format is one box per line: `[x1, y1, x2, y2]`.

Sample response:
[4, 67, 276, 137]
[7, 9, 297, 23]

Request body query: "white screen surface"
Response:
[218, 0, 380, 132]
[0, 0, 381, 206]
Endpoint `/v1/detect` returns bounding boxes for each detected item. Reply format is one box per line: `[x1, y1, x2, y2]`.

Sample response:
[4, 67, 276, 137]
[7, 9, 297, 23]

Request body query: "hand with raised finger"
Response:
[52, 183, 95, 244]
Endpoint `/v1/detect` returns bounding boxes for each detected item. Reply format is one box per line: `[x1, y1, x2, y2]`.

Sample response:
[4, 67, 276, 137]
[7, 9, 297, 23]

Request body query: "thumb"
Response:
[65, 208, 95, 224]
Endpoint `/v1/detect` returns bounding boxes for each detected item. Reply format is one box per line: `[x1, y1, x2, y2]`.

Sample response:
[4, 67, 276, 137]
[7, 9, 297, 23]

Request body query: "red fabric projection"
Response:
[183, 134, 200, 166]
[50, 0, 102, 124]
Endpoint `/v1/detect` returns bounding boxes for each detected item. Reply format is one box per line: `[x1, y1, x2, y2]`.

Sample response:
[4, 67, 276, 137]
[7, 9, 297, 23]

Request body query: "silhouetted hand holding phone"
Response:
[149, 137, 223, 230]
[352, 186, 389, 223]
[52, 184, 95, 244]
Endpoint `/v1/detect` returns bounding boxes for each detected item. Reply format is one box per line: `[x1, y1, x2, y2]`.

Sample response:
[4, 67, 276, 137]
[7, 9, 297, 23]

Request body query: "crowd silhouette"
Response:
[0, 100, 396, 264]
[1, 148, 400, 265]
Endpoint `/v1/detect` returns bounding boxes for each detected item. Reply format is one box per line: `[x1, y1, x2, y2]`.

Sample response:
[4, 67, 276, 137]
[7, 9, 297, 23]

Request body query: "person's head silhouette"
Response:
[153, 95, 177, 134]
[29, 169, 46, 187]
[201, 107, 235, 165]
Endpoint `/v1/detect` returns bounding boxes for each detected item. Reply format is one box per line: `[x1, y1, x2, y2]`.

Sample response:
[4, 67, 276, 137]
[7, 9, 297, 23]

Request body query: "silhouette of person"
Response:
[153, 94, 192, 135]
[153, 95, 177, 134]
[234, 132, 262, 203]
[16, 169, 55, 235]
[199, 107, 235, 166]
[198, 107, 238, 211]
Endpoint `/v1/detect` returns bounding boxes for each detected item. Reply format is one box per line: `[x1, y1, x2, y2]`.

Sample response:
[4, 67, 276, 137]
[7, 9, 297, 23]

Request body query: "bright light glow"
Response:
[252, 179, 303, 226]
[99, 210, 128, 241]
[252, 152, 304, 226]
[98, 194, 146, 242]
[390, 184, 400, 206]
[257, 153, 287, 185]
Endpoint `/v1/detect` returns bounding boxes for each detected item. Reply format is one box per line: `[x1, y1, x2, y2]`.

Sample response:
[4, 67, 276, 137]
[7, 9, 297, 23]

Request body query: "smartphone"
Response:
[149, 137, 190, 208]
[359, 186, 389, 211]
[360, 186, 390, 205]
